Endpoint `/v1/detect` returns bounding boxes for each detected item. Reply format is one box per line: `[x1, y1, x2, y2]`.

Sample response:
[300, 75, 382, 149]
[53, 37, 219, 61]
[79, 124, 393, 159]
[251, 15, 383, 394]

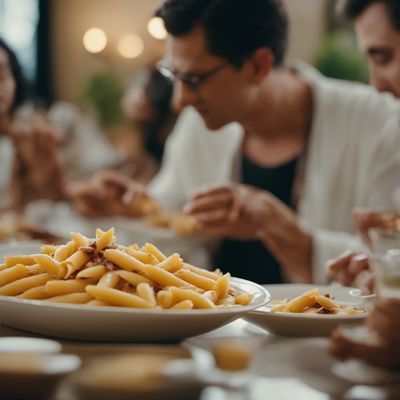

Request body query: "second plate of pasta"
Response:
[243, 284, 367, 337]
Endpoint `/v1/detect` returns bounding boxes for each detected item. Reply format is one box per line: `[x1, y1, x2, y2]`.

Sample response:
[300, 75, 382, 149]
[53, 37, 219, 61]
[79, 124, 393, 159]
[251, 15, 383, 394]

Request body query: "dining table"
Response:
[1, 316, 399, 400]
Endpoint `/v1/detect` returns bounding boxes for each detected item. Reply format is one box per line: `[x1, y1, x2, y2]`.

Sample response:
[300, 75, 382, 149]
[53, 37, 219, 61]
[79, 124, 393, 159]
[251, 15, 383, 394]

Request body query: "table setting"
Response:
[0, 207, 399, 400]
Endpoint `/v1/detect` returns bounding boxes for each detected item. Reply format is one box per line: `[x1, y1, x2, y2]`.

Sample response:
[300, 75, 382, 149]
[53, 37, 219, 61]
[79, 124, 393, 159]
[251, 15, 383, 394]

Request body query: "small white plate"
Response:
[252, 338, 353, 397]
[0, 352, 81, 400]
[333, 360, 400, 386]
[0, 278, 269, 342]
[243, 284, 366, 337]
[0, 337, 61, 354]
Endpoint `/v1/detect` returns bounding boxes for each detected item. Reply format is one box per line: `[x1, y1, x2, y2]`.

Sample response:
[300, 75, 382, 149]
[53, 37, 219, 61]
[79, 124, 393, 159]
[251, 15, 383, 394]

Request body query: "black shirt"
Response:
[213, 155, 299, 284]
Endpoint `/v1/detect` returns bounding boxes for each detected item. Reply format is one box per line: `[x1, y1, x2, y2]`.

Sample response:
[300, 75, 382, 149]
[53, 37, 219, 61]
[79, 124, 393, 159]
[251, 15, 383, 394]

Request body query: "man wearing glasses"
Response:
[70, 0, 400, 285]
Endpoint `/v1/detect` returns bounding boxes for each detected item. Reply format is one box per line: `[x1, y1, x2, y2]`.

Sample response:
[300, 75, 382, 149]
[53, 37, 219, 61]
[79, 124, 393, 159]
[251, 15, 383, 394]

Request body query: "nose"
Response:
[370, 69, 391, 94]
[171, 81, 198, 113]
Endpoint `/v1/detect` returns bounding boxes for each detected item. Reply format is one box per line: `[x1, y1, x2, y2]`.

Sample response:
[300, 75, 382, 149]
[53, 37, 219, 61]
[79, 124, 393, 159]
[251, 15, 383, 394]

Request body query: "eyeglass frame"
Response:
[156, 60, 233, 91]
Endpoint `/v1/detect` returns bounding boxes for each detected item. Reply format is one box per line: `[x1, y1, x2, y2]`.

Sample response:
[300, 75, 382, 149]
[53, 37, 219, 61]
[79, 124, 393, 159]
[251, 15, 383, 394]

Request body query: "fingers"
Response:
[193, 209, 231, 226]
[348, 254, 369, 275]
[353, 270, 375, 294]
[326, 251, 357, 286]
[329, 328, 400, 369]
[326, 251, 356, 273]
[372, 297, 400, 316]
[184, 192, 232, 215]
[121, 185, 147, 205]
[328, 329, 355, 360]
[326, 251, 370, 287]
[191, 184, 232, 200]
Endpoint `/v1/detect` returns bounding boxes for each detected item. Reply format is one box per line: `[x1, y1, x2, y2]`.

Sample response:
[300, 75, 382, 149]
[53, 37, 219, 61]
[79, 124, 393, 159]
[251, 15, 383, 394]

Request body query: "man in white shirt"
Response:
[70, 0, 400, 285]
[325, 0, 400, 370]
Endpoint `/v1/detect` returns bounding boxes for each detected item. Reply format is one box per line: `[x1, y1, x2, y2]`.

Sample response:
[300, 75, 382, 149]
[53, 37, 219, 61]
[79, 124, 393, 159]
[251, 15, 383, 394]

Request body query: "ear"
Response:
[247, 48, 273, 83]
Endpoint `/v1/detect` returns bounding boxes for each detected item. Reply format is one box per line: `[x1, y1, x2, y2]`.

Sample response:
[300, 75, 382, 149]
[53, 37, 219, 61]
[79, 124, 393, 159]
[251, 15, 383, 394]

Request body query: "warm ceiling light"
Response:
[147, 17, 167, 40]
[117, 34, 144, 59]
[83, 28, 107, 53]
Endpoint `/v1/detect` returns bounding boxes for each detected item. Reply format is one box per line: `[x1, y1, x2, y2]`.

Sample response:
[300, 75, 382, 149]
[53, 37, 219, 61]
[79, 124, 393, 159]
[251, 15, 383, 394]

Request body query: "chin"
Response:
[202, 117, 229, 131]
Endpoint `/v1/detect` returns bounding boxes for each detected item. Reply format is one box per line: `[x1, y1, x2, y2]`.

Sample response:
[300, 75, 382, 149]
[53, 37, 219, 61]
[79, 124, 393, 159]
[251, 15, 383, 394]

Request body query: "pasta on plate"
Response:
[0, 228, 253, 310]
[270, 288, 365, 316]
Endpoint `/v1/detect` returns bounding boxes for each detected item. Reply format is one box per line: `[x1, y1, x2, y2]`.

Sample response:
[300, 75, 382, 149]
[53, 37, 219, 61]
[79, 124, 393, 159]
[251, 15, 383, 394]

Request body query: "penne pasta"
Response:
[5, 256, 35, 268]
[95, 227, 115, 253]
[141, 242, 167, 262]
[0, 228, 253, 311]
[184, 263, 221, 281]
[46, 292, 93, 304]
[117, 270, 152, 287]
[176, 269, 216, 291]
[144, 265, 188, 288]
[157, 253, 184, 273]
[97, 271, 120, 288]
[104, 249, 147, 274]
[45, 279, 87, 296]
[136, 283, 157, 307]
[215, 273, 231, 300]
[0, 273, 51, 296]
[170, 300, 194, 310]
[169, 287, 216, 309]
[54, 241, 77, 262]
[71, 232, 90, 247]
[85, 285, 152, 308]
[19, 285, 49, 300]
[0, 264, 29, 287]
[76, 265, 106, 280]
[34, 254, 65, 279]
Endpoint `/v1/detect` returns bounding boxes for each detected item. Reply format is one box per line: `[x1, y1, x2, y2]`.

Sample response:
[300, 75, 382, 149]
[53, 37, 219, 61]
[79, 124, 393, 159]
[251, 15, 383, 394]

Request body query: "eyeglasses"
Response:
[156, 60, 231, 91]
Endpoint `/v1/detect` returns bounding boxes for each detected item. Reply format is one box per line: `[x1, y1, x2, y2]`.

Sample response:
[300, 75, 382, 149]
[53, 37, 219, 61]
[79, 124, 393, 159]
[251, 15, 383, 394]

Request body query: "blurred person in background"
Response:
[0, 38, 66, 211]
[328, 0, 400, 370]
[327, 1, 400, 289]
[69, 0, 400, 285]
[120, 66, 177, 183]
[0, 37, 124, 212]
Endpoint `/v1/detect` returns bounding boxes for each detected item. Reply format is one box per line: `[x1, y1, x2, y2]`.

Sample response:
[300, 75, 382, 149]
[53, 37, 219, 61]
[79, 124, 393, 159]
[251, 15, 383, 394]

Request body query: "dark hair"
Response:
[145, 69, 173, 112]
[0, 38, 26, 114]
[143, 69, 175, 162]
[155, 0, 288, 67]
[338, 0, 400, 31]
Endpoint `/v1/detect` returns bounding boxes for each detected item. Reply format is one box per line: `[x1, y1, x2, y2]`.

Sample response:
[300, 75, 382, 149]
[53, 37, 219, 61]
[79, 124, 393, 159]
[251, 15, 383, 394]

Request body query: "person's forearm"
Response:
[257, 201, 313, 283]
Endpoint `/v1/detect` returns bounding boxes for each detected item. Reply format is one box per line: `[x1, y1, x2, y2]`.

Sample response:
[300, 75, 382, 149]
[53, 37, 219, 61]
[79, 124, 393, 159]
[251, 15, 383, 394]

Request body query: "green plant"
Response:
[314, 31, 369, 83]
[80, 70, 124, 129]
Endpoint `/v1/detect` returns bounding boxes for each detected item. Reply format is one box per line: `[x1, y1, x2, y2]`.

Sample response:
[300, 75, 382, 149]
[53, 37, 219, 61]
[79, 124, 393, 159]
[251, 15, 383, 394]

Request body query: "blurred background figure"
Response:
[119, 65, 177, 183]
[337, 0, 400, 98]
[0, 38, 66, 211]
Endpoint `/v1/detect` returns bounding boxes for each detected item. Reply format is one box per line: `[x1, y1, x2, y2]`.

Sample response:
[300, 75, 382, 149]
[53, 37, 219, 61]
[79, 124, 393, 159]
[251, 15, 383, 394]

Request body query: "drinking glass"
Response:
[369, 229, 400, 298]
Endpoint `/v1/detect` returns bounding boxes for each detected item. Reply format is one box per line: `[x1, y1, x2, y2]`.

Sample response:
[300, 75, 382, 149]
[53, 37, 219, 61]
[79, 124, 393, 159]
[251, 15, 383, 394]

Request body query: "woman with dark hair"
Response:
[0, 38, 26, 115]
[0, 38, 66, 211]
[120, 67, 177, 183]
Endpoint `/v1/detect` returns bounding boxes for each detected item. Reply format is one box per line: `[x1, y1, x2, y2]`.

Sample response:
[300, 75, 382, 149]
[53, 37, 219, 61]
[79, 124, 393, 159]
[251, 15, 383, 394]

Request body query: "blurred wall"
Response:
[284, 0, 328, 62]
[51, 0, 328, 101]
[51, 0, 164, 101]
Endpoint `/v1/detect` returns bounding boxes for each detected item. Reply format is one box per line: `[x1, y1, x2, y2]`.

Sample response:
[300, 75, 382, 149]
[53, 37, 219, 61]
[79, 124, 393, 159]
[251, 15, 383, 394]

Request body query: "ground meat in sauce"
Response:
[317, 307, 336, 314]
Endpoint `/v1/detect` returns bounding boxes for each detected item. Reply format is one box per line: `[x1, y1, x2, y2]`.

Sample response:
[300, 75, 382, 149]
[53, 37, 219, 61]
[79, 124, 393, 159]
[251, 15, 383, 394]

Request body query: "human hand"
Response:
[326, 251, 374, 293]
[67, 170, 158, 218]
[353, 208, 400, 247]
[10, 114, 67, 210]
[329, 298, 400, 369]
[184, 183, 312, 282]
[183, 183, 272, 239]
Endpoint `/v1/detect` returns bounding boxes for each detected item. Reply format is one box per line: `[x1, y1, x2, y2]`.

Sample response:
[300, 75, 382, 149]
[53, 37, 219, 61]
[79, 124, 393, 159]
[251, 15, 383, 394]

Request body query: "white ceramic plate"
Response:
[243, 284, 366, 337]
[0, 278, 269, 342]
